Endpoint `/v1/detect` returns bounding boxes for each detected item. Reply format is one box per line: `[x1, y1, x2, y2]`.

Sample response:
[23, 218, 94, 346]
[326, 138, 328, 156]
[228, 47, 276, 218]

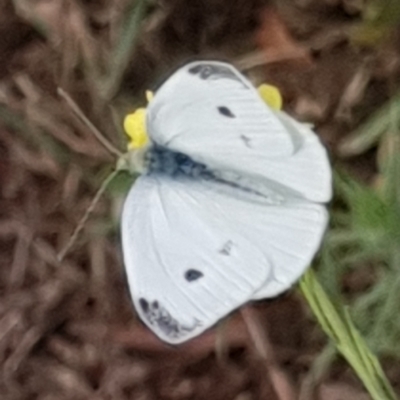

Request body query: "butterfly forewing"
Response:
[147, 61, 331, 203]
[122, 175, 271, 344]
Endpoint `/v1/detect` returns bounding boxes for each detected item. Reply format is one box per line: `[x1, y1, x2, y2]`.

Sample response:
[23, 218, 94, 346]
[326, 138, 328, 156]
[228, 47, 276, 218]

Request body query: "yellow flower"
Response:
[123, 91, 154, 150]
[257, 84, 283, 110]
[124, 108, 148, 150]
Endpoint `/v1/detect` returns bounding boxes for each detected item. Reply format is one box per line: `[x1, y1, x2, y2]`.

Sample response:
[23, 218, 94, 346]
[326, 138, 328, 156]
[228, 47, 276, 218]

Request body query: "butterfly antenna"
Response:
[57, 169, 120, 262]
[57, 88, 124, 158]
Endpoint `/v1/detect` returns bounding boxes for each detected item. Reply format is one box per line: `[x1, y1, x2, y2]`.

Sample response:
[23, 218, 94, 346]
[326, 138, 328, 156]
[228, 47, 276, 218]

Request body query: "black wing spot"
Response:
[188, 65, 202, 75]
[188, 65, 212, 78]
[185, 269, 204, 282]
[218, 106, 235, 118]
[139, 298, 149, 312]
[187, 63, 250, 87]
[138, 298, 201, 338]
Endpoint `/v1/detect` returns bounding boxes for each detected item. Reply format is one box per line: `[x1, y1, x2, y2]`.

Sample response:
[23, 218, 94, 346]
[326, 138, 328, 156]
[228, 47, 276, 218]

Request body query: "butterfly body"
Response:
[145, 145, 209, 178]
[121, 61, 332, 344]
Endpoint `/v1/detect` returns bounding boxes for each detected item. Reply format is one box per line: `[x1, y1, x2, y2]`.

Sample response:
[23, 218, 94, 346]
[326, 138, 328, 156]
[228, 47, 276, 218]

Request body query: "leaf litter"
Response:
[0, 0, 400, 399]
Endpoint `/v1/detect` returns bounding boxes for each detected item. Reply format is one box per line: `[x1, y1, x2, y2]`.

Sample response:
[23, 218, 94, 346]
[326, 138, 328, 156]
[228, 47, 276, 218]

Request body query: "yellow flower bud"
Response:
[123, 91, 154, 150]
[257, 84, 283, 110]
[124, 108, 149, 150]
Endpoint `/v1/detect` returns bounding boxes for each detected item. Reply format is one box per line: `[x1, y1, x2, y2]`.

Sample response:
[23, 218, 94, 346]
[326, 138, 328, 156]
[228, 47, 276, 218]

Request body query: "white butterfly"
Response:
[121, 61, 332, 344]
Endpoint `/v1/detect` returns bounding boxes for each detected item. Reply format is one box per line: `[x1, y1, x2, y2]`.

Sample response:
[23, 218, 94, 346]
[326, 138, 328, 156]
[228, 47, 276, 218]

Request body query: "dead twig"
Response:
[241, 306, 297, 400]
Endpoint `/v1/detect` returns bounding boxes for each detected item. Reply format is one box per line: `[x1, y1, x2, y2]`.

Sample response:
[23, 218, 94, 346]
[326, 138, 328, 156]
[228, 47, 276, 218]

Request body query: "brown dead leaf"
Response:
[294, 95, 329, 122]
[335, 59, 373, 122]
[255, 8, 311, 68]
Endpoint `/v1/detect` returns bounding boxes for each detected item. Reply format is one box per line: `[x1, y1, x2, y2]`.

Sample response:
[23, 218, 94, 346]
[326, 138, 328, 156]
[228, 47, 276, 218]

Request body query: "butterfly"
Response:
[121, 61, 332, 344]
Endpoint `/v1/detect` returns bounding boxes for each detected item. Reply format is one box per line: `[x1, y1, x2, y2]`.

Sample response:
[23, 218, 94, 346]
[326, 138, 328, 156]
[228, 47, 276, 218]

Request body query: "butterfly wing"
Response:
[121, 174, 328, 344]
[147, 61, 331, 203]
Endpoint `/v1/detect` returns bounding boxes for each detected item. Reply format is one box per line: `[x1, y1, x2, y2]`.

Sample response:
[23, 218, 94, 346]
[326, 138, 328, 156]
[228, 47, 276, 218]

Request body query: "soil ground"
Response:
[0, 1, 399, 399]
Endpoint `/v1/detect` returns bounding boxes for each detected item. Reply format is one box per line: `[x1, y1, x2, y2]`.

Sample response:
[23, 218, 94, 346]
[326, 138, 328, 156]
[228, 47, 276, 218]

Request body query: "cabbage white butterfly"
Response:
[121, 61, 332, 344]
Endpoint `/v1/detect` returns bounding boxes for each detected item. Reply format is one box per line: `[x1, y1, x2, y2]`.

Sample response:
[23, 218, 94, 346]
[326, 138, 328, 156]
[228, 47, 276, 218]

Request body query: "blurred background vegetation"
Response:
[1, 0, 400, 399]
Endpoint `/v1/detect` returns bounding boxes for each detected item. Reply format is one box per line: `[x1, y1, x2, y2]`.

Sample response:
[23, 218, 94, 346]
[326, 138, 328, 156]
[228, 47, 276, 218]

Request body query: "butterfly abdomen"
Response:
[145, 145, 285, 204]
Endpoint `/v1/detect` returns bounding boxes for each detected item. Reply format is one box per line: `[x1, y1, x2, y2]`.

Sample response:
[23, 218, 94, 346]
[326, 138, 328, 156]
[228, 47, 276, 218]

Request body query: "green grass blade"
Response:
[299, 269, 398, 400]
[338, 91, 400, 157]
[101, 0, 149, 101]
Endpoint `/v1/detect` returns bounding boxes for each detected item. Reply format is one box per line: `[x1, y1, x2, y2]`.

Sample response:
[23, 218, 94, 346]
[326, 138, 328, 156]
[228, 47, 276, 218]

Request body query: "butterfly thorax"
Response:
[145, 145, 211, 178]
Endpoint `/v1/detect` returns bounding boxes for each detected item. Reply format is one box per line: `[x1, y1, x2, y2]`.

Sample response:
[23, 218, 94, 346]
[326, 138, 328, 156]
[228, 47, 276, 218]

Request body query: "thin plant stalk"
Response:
[57, 169, 120, 262]
[58, 88, 123, 158]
